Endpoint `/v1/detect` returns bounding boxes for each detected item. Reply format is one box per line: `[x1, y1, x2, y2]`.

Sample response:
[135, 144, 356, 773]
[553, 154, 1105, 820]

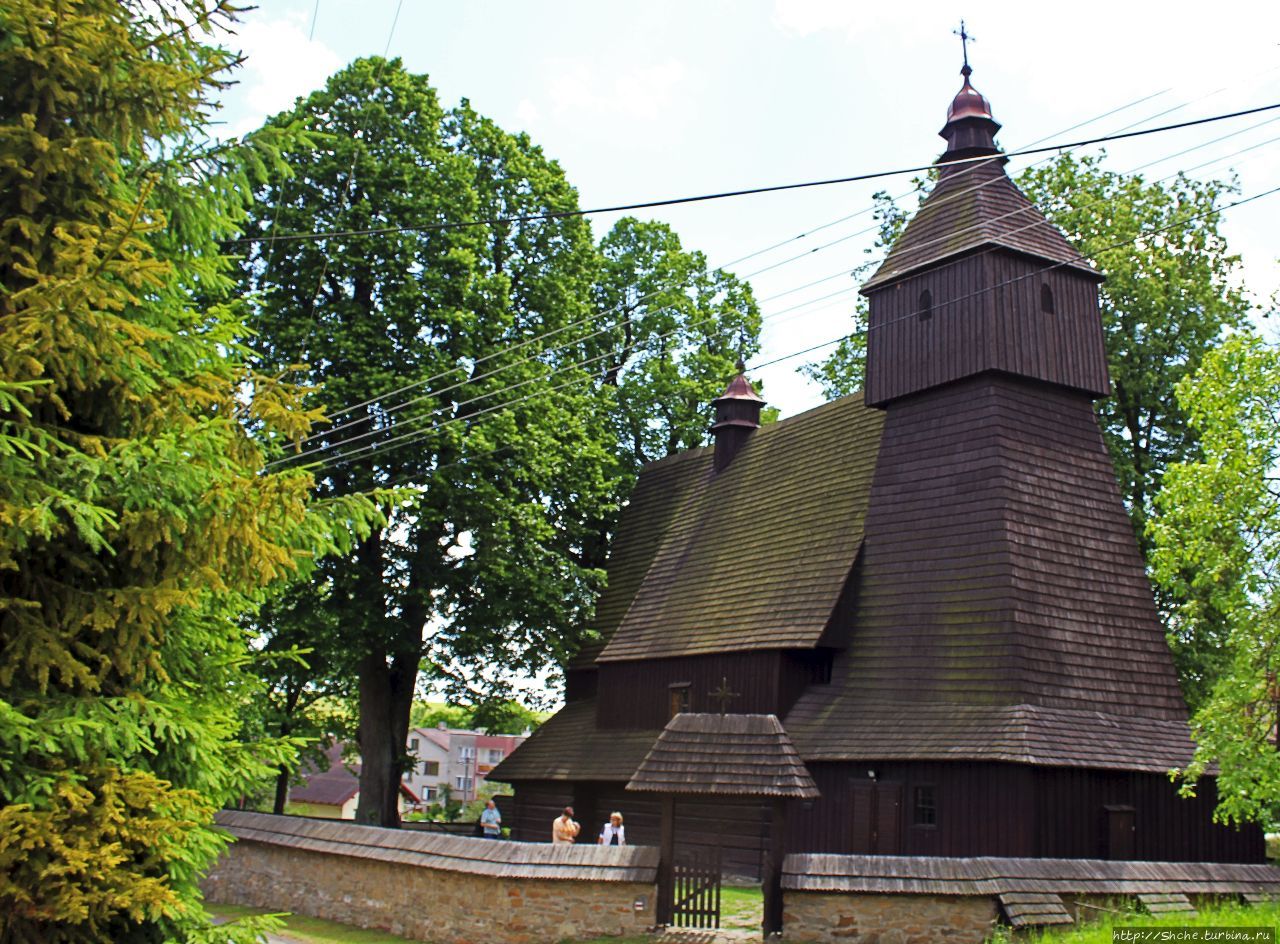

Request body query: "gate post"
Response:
[656, 794, 675, 927]
[763, 796, 787, 936]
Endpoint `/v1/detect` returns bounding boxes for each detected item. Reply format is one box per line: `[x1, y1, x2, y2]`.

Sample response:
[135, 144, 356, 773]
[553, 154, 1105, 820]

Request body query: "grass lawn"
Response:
[208, 903, 416, 944]
[1014, 900, 1280, 944]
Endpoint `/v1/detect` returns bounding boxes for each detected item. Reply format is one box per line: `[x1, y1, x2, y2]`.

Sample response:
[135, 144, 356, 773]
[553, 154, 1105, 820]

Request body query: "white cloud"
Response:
[771, 0, 865, 38]
[515, 98, 541, 128]
[225, 11, 343, 136]
[542, 57, 690, 124]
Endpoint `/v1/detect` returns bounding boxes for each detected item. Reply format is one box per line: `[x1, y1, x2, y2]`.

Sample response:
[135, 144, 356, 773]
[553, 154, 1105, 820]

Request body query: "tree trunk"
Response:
[272, 765, 290, 815]
[354, 644, 421, 827]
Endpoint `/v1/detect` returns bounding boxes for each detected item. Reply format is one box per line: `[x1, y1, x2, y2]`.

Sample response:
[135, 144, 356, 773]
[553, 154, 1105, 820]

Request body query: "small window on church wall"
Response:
[912, 785, 937, 826]
[669, 684, 691, 719]
[1041, 283, 1055, 314]
[918, 288, 933, 322]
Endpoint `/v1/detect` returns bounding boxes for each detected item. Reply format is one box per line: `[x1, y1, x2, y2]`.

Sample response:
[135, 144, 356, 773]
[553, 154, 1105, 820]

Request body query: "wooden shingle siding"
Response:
[597, 394, 884, 663]
[488, 699, 658, 783]
[626, 713, 819, 798]
[999, 892, 1074, 927]
[862, 157, 1096, 292]
[785, 375, 1188, 771]
[568, 447, 709, 672]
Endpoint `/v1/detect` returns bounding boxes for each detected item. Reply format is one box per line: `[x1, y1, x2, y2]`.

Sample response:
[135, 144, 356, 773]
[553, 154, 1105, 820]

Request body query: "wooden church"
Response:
[489, 60, 1263, 876]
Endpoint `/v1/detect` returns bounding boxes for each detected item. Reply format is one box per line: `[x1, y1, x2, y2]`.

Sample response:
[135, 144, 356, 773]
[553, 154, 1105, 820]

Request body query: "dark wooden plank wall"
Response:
[597, 650, 827, 730]
[791, 762, 1036, 858]
[590, 784, 771, 881]
[509, 781, 573, 843]
[988, 253, 1110, 397]
[865, 252, 1109, 406]
[787, 762, 1263, 863]
[1032, 766, 1264, 862]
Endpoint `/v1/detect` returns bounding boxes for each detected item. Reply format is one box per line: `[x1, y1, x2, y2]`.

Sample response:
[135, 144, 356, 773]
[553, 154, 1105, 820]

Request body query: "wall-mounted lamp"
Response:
[867, 769, 877, 780]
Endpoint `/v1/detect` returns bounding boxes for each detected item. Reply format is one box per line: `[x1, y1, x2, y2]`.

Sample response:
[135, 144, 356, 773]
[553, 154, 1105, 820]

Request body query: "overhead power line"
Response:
[276, 119, 1280, 471]
[288, 85, 1232, 445]
[235, 100, 1280, 247]
[295, 180, 1280, 478]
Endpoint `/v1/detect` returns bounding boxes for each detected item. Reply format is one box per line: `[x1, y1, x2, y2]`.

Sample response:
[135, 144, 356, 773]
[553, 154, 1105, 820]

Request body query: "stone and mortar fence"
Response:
[202, 811, 658, 944]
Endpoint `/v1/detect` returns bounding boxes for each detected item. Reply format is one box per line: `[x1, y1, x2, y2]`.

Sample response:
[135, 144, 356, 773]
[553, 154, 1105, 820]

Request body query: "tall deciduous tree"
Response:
[242, 60, 618, 828]
[1018, 153, 1251, 547]
[0, 2, 376, 940]
[244, 63, 767, 827]
[592, 216, 763, 472]
[1149, 333, 1280, 826]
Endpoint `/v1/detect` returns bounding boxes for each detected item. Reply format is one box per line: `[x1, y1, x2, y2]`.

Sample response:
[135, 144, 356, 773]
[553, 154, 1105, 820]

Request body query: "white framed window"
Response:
[409, 737, 419, 751]
[486, 749, 504, 764]
[423, 787, 437, 801]
[455, 776, 474, 791]
[459, 746, 475, 761]
[421, 760, 439, 776]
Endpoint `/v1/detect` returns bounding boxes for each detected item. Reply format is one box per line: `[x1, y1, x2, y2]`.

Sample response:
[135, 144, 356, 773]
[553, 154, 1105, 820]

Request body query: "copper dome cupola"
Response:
[946, 64, 994, 123]
[939, 23, 1001, 165]
[711, 361, 765, 472]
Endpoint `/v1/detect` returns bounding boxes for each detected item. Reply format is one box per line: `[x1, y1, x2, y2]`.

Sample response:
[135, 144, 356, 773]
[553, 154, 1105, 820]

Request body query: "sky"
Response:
[214, 0, 1280, 419]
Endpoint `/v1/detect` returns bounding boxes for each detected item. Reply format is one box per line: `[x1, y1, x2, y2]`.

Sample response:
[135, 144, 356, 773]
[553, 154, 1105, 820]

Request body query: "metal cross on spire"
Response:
[954, 19, 975, 73]
[708, 677, 741, 715]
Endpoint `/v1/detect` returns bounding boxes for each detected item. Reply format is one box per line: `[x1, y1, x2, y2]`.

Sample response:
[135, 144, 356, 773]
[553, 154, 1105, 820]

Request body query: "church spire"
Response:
[940, 21, 1000, 163]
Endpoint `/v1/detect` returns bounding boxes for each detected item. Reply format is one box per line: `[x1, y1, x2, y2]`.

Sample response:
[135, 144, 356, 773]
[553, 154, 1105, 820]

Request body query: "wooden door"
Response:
[850, 780, 902, 854]
[1104, 805, 1135, 860]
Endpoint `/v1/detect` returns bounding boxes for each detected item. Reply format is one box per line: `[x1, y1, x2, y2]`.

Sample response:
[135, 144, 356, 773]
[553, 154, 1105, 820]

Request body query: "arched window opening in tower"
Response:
[919, 288, 933, 322]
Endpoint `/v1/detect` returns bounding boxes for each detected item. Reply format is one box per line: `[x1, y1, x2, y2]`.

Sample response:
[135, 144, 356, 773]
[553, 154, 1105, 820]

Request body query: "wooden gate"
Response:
[670, 843, 722, 929]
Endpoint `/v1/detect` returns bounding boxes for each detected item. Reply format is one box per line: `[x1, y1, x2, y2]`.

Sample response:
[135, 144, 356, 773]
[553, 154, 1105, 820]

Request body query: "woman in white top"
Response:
[598, 811, 626, 846]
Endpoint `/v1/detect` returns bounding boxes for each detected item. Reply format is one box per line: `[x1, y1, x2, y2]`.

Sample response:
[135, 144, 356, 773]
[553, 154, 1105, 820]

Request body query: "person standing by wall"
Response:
[552, 806, 580, 844]
[480, 799, 502, 839]
[598, 811, 626, 846]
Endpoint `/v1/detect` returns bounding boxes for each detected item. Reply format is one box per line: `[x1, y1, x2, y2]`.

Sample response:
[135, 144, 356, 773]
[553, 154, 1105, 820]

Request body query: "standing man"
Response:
[480, 799, 502, 839]
[552, 806, 580, 845]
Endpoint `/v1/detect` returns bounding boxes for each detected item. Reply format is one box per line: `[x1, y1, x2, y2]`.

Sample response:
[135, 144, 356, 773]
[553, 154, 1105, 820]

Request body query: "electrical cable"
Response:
[296, 180, 1280, 478]
[289, 83, 1272, 440]
[233, 100, 1280, 247]
[276, 118, 1280, 469]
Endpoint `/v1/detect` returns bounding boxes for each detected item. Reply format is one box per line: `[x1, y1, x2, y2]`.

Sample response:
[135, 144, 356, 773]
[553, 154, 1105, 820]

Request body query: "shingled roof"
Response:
[626, 713, 819, 798]
[861, 157, 1097, 292]
[568, 446, 708, 670]
[783, 853, 1280, 897]
[597, 393, 884, 662]
[487, 698, 659, 783]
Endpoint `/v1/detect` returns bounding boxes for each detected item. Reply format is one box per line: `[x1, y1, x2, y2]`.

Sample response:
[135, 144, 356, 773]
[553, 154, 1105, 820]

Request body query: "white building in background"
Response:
[403, 724, 528, 806]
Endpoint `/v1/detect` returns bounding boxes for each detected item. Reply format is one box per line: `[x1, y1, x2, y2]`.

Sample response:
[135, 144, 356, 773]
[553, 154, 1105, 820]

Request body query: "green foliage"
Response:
[0, 1, 377, 939]
[592, 216, 763, 471]
[409, 699, 544, 735]
[243, 60, 763, 826]
[1019, 153, 1251, 547]
[242, 58, 620, 827]
[1020, 154, 1252, 709]
[1149, 333, 1280, 826]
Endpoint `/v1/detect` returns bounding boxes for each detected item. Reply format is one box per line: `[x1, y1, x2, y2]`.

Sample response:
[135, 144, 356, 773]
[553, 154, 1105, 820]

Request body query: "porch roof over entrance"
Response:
[626, 712, 820, 798]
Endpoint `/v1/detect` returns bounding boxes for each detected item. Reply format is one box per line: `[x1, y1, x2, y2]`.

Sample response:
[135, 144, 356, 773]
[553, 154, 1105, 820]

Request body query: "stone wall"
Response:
[782, 892, 998, 944]
[202, 812, 656, 944]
